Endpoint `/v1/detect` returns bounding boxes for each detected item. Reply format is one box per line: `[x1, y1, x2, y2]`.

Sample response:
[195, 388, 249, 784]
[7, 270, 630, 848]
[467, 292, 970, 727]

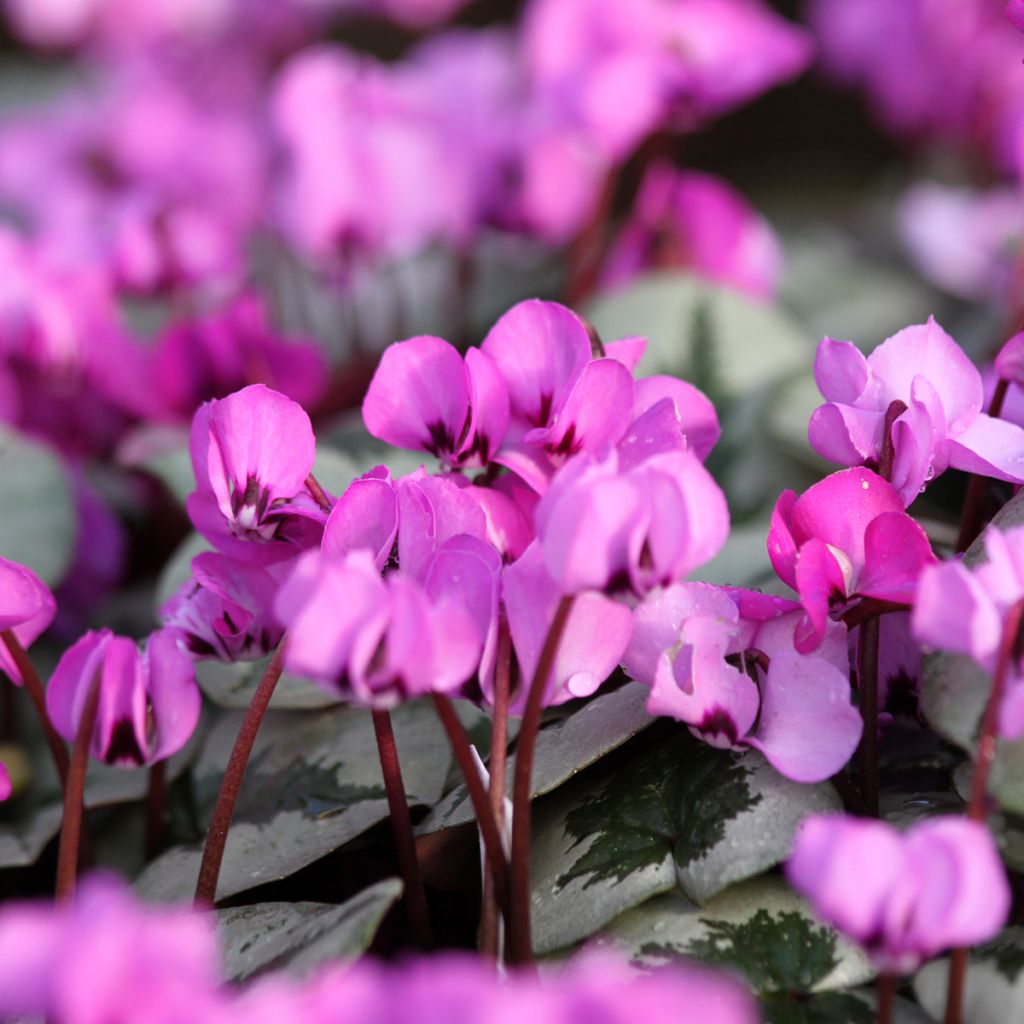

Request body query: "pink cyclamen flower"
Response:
[788, 814, 1010, 974]
[362, 335, 509, 468]
[0, 556, 56, 685]
[275, 546, 492, 708]
[0, 873, 224, 1024]
[187, 384, 322, 562]
[914, 524, 1024, 738]
[768, 467, 936, 653]
[536, 446, 729, 597]
[600, 163, 782, 300]
[161, 551, 286, 663]
[625, 583, 861, 781]
[809, 318, 1024, 505]
[47, 629, 200, 766]
[1009, 1, 1024, 33]
[500, 541, 633, 711]
[995, 332, 1024, 388]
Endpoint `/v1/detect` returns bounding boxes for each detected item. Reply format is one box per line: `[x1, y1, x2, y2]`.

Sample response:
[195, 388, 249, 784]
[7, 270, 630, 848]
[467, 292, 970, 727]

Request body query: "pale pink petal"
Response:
[813, 337, 869, 405]
[946, 412, 1024, 483]
[912, 560, 1001, 664]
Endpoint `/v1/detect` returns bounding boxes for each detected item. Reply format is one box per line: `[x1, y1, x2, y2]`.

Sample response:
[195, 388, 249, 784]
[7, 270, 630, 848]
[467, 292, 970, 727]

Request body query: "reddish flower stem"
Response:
[508, 594, 575, 966]
[371, 707, 434, 950]
[878, 399, 907, 482]
[565, 165, 621, 307]
[956, 378, 1010, 554]
[146, 760, 167, 860]
[944, 597, 1024, 1024]
[877, 974, 895, 1024]
[195, 641, 286, 907]
[55, 672, 101, 901]
[305, 473, 333, 513]
[431, 694, 511, 926]
[1, 629, 69, 788]
[480, 618, 512, 958]
[840, 600, 910, 630]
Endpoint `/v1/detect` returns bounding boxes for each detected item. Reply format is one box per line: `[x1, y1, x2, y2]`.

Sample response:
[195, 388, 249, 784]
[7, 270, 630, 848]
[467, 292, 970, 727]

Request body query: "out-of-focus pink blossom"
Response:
[1009, 0, 1024, 33]
[600, 163, 782, 299]
[996, 332, 1024, 387]
[788, 814, 1010, 974]
[625, 583, 860, 780]
[809, 319, 1024, 505]
[47, 629, 200, 766]
[0, 556, 57, 686]
[187, 384, 322, 562]
[914, 524, 1024, 738]
[0, 762, 10, 802]
[768, 467, 935, 652]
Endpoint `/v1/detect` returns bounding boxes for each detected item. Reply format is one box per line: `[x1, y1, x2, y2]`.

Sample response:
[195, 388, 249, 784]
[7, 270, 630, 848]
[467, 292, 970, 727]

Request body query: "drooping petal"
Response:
[0, 557, 56, 685]
[912, 559, 1001, 665]
[362, 336, 469, 459]
[793, 538, 849, 654]
[631, 376, 720, 461]
[46, 630, 109, 746]
[461, 347, 510, 465]
[145, 630, 202, 762]
[746, 651, 861, 782]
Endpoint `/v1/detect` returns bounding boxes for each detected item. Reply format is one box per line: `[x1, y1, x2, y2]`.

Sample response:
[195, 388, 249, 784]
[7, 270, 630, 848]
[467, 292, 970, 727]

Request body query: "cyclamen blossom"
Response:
[46, 629, 200, 766]
[788, 814, 1010, 974]
[0, 555, 56, 685]
[809, 319, 1024, 505]
[625, 584, 861, 781]
[914, 524, 1024, 738]
[187, 384, 323, 562]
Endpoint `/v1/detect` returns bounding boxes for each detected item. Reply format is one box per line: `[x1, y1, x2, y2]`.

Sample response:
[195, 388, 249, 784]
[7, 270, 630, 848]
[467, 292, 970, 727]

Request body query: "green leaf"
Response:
[528, 731, 840, 953]
[0, 425, 75, 584]
[219, 878, 402, 981]
[599, 879, 873, 993]
[418, 681, 655, 835]
[136, 699, 452, 903]
[762, 994, 873, 1024]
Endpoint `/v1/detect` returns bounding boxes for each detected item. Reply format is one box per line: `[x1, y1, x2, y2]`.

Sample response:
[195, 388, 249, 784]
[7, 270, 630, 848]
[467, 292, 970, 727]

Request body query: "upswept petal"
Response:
[145, 630, 201, 762]
[322, 470, 399, 570]
[912, 560, 1001, 665]
[858, 510, 935, 604]
[0, 557, 56, 684]
[462, 347, 510, 465]
[631, 376, 720, 461]
[793, 538, 848, 654]
[813, 337, 869, 405]
[946, 412, 1024, 484]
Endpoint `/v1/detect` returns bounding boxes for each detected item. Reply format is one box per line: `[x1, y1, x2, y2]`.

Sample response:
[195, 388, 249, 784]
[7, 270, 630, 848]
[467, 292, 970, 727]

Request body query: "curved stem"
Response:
[305, 473, 333, 513]
[432, 695, 511, 926]
[371, 707, 434, 950]
[857, 617, 882, 818]
[944, 597, 1024, 1024]
[956, 378, 1010, 553]
[194, 641, 286, 907]
[55, 673, 101, 901]
[878, 399, 907, 483]
[480, 618, 512, 958]
[1, 629, 69, 787]
[840, 600, 910, 631]
[508, 595, 575, 966]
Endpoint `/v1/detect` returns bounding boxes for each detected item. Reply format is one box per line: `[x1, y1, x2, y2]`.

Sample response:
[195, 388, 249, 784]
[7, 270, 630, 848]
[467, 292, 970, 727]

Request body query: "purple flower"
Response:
[46, 629, 200, 766]
[0, 555, 56, 685]
[161, 551, 286, 662]
[536, 447, 729, 597]
[809, 319, 1024, 505]
[768, 468, 936, 652]
[625, 583, 861, 781]
[913, 524, 1024, 738]
[1009, 0, 1024, 33]
[362, 335, 509, 468]
[788, 814, 1010, 974]
[322, 466, 400, 571]
[600, 163, 782, 300]
[500, 541, 633, 711]
[995, 331, 1024, 388]
[0, 874, 224, 1024]
[275, 546, 492, 708]
[187, 384, 322, 562]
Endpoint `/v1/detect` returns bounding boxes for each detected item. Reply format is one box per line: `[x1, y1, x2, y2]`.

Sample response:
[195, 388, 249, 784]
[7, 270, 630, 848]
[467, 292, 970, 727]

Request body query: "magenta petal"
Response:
[807, 402, 881, 467]
[145, 631, 201, 762]
[746, 651, 861, 782]
[362, 336, 469, 458]
[946, 412, 1024, 484]
[604, 335, 647, 371]
[632, 376, 720, 461]
[46, 630, 109, 745]
[462, 347, 510, 465]
[766, 490, 799, 589]
[0, 557, 56, 684]
[912, 560, 1001, 664]
[480, 300, 591, 426]
[814, 337, 869, 404]
[889, 394, 937, 504]
[858, 510, 935, 604]
[322, 472, 399, 571]
[1009, 0, 1024, 32]
[793, 538, 847, 653]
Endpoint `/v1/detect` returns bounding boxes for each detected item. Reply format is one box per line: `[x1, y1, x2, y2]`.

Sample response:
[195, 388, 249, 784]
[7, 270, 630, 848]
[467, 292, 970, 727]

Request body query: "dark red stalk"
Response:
[877, 974, 895, 1024]
[431, 695, 510, 925]
[1, 629, 69, 787]
[956, 378, 1010, 553]
[371, 707, 434, 950]
[944, 597, 1024, 1024]
[480, 618, 512, 958]
[508, 595, 575, 966]
[305, 473, 333, 513]
[55, 673, 101, 901]
[146, 760, 167, 860]
[195, 641, 286, 906]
